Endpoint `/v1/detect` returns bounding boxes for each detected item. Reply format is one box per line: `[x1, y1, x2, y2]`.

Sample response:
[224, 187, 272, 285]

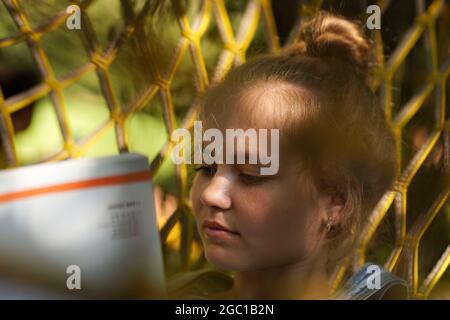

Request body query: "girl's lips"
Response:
[202, 220, 239, 234]
[202, 219, 240, 241]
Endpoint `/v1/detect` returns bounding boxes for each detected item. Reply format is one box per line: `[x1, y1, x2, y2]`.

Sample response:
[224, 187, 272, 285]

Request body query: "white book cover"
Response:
[0, 153, 166, 299]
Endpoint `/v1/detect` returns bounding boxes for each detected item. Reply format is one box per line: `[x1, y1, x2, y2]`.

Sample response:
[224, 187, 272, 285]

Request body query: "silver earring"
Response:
[326, 221, 333, 232]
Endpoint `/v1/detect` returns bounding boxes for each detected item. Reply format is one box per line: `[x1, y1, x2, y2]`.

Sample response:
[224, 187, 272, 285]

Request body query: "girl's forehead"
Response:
[203, 80, 311, 131]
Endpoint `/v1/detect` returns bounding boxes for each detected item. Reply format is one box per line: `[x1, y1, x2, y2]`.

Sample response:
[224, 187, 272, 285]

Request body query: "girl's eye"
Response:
[238, 172, 267, 185]
[194, 165, 216, 176]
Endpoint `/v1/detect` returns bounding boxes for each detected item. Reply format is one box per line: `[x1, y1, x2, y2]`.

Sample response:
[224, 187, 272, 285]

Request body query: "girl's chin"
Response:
[204, 247, 243, 271]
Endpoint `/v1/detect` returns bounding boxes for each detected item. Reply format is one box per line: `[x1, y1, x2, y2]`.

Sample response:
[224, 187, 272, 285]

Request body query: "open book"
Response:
[0, 153, 166, 299]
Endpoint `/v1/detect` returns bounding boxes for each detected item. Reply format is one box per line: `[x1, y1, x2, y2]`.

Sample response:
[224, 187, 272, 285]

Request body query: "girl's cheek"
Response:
[250, 193, 297, 236]
[190, 176, 205, 214]
[235, 195, 276, 234]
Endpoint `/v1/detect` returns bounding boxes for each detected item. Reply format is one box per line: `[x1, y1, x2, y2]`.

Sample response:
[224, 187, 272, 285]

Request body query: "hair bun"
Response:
[282, 12, 372, 82]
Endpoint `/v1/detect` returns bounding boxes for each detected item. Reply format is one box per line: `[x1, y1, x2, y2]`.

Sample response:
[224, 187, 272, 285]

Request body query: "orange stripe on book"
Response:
[0, 171, 151, 203]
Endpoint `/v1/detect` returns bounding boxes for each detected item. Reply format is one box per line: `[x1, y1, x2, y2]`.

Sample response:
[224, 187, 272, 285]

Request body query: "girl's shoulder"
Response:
[167, 269, 233, 300]
[333, 262, 409, 300]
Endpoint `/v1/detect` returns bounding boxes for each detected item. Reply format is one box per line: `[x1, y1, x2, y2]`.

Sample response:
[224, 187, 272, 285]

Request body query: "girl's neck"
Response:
[228, 255, 330, 300]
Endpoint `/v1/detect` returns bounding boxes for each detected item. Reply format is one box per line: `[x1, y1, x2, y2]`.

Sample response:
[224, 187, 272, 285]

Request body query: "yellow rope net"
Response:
[0, 0, 448, 299]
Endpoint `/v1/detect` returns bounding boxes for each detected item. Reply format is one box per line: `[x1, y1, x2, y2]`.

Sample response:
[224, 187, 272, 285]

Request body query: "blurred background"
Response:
[0, 0, 449, 299]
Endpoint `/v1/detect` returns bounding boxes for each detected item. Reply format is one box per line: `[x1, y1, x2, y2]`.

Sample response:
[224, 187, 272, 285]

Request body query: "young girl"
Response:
[169, 12, 408, 300]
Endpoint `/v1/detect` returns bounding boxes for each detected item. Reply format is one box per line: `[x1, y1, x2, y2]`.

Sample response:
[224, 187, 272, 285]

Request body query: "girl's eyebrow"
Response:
[233, 151, 260, 165]
[234, 166, 264, 177]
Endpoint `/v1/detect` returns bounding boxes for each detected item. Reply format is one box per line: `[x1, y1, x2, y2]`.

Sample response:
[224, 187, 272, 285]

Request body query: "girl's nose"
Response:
[200, 175, 232, 211]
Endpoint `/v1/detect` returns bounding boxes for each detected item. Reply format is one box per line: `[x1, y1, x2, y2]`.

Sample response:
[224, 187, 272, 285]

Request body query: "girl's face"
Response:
[191, 86, 337, 272]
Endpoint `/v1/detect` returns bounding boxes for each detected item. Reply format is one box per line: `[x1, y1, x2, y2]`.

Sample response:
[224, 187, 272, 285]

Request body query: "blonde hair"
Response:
[199, 12, 397, 270]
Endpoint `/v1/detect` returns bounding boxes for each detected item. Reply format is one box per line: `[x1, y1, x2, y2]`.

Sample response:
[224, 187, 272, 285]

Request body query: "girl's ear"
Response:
[320, 190, 346, 234]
